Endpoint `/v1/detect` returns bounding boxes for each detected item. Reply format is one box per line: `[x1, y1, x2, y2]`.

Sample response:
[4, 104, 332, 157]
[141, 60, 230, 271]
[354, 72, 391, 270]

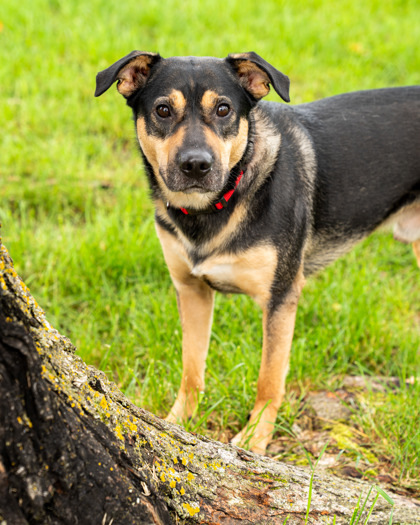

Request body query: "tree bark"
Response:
[0, 239, 419, 525]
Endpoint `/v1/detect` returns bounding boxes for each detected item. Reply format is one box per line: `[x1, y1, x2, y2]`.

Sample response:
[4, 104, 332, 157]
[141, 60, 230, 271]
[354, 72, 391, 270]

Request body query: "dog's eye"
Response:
[156, 104, 171, 118]
[216, 104, 230, 117]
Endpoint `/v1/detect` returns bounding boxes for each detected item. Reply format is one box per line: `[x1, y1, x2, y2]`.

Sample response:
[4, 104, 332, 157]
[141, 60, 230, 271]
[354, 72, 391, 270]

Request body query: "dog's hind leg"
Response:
[394, 202, 420, 268]
[231, 268, 305, 455]
[393, 203, 420, 268]
[413, 240, 420, 268]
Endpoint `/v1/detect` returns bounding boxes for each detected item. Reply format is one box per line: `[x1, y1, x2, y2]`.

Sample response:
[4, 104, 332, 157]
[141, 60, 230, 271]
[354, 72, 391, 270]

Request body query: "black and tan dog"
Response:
[95, 51, 420, 454]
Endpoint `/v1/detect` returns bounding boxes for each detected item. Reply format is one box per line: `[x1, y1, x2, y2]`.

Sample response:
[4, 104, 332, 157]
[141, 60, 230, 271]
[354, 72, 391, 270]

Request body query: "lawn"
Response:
[1, 0, 419, 495]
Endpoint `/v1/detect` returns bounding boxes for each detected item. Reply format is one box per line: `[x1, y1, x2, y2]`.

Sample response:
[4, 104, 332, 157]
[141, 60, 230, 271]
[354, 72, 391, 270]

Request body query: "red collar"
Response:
[178, 171, 244, 216]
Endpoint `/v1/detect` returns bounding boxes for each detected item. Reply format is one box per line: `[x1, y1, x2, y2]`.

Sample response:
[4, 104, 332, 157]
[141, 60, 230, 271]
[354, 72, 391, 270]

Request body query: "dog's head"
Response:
[95, 52, 290, 209]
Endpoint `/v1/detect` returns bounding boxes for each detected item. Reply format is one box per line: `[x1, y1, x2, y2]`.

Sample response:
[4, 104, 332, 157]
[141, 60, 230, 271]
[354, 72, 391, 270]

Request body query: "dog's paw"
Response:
[230, 426, 270, 455]
[230, 405, 278, 455]
[165, 412, 179, 424]
[165, 392, 199, 425]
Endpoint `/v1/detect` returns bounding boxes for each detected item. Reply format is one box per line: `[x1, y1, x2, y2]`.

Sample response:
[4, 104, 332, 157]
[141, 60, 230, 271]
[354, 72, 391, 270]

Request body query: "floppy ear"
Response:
[226, 52, 290, 102]
[95, 51, 162, 98]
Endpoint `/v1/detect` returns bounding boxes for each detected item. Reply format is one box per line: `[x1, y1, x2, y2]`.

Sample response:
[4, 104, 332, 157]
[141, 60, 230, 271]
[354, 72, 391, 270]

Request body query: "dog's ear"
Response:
[95, 51, 162, 98]
[226, 52, 290, 102]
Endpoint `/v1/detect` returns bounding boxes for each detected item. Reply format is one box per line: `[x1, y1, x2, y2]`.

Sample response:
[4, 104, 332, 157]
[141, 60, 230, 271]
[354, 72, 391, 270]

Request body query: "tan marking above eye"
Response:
[201, 90, 219, 114]
[168, 89, 187, 115]
[201, 91, 234, 121]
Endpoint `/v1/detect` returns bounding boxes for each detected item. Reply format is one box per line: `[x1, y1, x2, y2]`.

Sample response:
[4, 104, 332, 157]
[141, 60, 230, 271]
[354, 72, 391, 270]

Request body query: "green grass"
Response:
[1, 0, 419, 490]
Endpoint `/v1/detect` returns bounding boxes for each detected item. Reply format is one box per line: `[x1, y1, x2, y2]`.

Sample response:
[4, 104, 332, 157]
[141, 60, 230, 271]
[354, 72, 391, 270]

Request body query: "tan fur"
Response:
[137, 117, 197, 203]
[117, 55, 155, 97]
[154, 222, 192, 283]
[201, 90, 219, 116]
[231, 268, 305, 453]
[154, 200, 197, 256]
[234, 60, 270, 99]
[155, 198, 249, 260]
[136, 117, 160, 174]
[392, 202, 420, 243]
[191, 244, 278, 308]
[155, 224, 215, 422]
[228, 53, 252, 60]
[377, 200, 420, 269]
[168, 89, 187, 116]
[230, 119, 250, 168]
[245, 107, 282, 189]
[156, 215, 279, 311]
[136, 117, 186, 176]
[154, 198, 246, 258]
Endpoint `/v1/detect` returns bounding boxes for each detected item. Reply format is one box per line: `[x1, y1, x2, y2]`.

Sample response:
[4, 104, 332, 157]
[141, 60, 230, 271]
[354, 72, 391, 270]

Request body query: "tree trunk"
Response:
[0, 239, 419, 525]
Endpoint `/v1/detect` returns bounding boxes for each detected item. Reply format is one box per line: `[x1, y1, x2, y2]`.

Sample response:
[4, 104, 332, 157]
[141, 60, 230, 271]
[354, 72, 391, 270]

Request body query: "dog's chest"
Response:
[155, 222, 278, 307]
[191, 245, 278, 306]
[191, 257, 242, 294]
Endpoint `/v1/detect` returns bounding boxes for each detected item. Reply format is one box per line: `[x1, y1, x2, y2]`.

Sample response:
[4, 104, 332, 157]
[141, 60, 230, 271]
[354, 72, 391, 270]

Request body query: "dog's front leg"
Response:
[155, 223, 215, 424]
[166, 278, 215, 423]
[231, 269, 305, 454]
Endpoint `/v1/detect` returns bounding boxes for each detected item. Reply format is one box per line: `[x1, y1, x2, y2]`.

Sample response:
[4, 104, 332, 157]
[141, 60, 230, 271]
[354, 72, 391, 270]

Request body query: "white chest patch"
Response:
[191, 245, 278, 307]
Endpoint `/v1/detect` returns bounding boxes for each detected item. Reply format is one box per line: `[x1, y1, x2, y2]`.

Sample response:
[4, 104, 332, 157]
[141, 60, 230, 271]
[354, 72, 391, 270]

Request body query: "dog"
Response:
[95, 51, 420, 454]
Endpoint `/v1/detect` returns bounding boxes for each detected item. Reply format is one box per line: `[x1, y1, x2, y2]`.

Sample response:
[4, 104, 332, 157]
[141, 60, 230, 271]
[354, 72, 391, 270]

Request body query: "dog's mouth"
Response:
[160, 165, 228, 195]
[183, 185, 210, 194]
[157, 165, 228, 210]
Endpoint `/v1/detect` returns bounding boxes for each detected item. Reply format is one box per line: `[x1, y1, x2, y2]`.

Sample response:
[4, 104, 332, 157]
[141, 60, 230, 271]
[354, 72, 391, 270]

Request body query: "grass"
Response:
[1, 0, 419, 495]
[302, 444, 395, 524]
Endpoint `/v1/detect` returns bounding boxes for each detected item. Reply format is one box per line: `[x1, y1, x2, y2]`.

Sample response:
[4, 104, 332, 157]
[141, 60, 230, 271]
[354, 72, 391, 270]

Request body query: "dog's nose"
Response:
[178, 150, 213, 179]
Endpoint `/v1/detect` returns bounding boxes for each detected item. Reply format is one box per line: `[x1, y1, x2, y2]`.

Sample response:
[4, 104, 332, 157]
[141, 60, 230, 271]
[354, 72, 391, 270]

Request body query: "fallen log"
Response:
[0, 239, 419, 524]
